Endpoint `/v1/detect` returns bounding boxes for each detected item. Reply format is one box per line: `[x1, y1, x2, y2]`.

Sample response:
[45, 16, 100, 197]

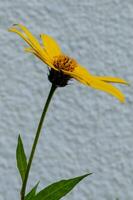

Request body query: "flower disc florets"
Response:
[53, 55, 77, 72]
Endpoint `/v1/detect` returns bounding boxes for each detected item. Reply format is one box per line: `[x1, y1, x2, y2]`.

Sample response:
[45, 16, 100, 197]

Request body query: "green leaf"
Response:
[25, 182, 39, 200]
[16, 134, 27, 182]
[34, 173, 91, 200]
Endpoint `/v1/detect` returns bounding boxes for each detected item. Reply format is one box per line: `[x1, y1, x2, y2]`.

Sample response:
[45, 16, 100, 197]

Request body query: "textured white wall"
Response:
[0, 0, 132, 199]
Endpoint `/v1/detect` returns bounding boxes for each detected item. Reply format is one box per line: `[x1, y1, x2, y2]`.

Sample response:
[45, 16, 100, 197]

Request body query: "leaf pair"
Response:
[33, 173, 91, 200]
[25, 173, 91, 200]
[16, 135, 92, 200]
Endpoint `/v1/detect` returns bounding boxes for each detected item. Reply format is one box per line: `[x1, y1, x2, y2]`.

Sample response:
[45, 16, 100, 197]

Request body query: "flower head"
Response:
[9, 24, 128, 103]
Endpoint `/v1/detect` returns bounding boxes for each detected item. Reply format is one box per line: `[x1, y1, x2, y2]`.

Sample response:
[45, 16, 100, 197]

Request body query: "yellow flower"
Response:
[9, 24, 128, 103]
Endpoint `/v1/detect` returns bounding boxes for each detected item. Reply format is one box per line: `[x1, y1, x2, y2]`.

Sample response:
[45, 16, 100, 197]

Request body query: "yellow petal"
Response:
[24, 47, 49, 60]
[89, 78, 125, 103]
[64, 65, 125, 103]
[9, 27, 35, 49]
[62, 64, 92, 81]
[93, 76, 128, 85]
[24, 47, 57, 70]
[79, 77, 125, 103]
[13, 24, 42, 51]
[24, 47, 35, 53]
[76, 75, 125, 103]
[9, 25, 52, 65]
[40, 34, 61, 58]
[9, 25, 46, 56]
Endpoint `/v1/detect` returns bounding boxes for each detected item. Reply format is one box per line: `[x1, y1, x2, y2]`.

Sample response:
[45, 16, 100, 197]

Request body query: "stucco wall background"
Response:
[0, 0, 132, 199]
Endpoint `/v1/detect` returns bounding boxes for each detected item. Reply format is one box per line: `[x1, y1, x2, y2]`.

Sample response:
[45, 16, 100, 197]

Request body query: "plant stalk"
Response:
[21, 83, 57, 200]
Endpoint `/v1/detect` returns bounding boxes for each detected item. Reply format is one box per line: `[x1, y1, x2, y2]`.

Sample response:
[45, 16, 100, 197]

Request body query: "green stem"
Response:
[21, 83, 57, 200]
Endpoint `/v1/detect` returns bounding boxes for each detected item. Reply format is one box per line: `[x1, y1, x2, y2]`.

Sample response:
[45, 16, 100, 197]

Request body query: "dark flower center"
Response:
[48, 68, 71, 87]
